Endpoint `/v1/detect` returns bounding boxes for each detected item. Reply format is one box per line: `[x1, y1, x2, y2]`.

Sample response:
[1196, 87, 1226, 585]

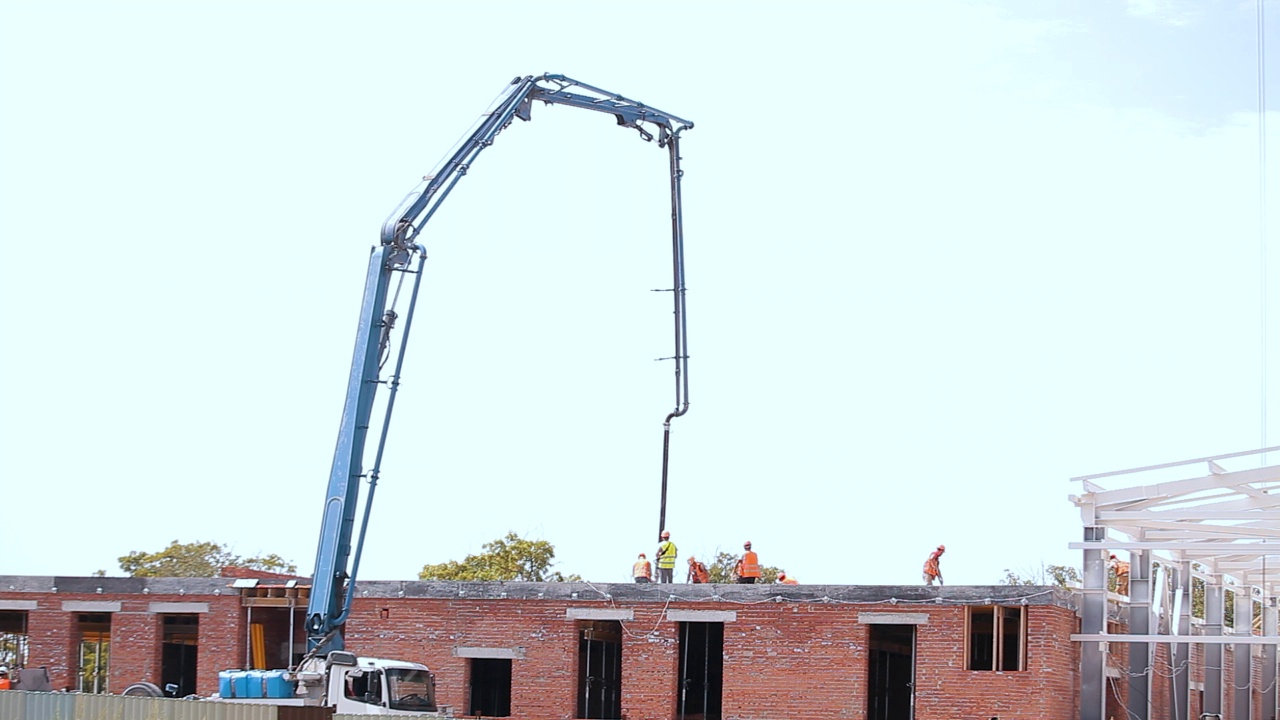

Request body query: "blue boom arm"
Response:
[305, 75, 693, 654]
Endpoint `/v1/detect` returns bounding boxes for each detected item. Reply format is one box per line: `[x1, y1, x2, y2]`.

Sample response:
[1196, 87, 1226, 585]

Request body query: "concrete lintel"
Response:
[858, 612, 930, 625]
[61, 601, 121, 612]
[565, 608, 633, 621]
[666, 609, 737, 623]
[0, 600, 37, 611]
[148, 602, 209, 614]
[452, 647, 525, 660]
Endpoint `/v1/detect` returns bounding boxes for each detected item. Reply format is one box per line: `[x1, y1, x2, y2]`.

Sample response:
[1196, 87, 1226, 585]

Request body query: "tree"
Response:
[707, 550, 783, 584]
[1000, 563, 1081, 588]
[418, 532, 581, 582]
[118, 540, 297, 577]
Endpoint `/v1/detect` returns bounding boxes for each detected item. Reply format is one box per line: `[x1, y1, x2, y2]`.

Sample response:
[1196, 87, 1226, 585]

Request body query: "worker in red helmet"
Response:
[778, 571, 799, 585]
[922, 544, 945, 586]
[735, 541, 761, 584]
[632, 553, 652, 584]
[687, 556, 711, 584]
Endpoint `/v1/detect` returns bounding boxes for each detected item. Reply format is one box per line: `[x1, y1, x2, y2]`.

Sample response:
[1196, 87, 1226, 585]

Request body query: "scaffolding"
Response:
[1071, 445, 1280, 720]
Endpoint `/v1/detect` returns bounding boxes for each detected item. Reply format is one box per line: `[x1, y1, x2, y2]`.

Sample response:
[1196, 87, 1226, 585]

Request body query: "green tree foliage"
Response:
[418, 532, 581, 582]
[706, 550, 782, 584]
[118, 540, 298, 577]
[1001, 563, 1081, 588]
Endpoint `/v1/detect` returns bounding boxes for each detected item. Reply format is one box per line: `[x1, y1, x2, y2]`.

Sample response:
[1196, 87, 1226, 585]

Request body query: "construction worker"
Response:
[922, 544, 945, 586]
[778, 571, 798, 585]
[687, 556, 711, 584]
[735, 541, 761, 584]
[1109, 554, 1130, 595]
[656, 531, 677, 583]
[632, 553, 652, 583]
[0, 666, 10, 690]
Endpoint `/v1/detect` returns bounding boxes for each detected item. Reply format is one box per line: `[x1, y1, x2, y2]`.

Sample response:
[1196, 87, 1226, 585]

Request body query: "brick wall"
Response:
[2, 580, 1093, 719]
[341, 597, 1082, 720]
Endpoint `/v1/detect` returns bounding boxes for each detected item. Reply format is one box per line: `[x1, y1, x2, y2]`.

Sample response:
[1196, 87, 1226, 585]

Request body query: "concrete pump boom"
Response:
[305, 74, 694, 654]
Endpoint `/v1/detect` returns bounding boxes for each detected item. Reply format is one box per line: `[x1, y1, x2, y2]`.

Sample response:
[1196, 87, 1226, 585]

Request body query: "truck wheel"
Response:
[122, 682, 164, 697]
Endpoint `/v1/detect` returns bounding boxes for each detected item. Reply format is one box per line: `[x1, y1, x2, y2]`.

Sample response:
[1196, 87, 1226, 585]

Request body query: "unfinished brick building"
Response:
[1, 576, 1080, 719]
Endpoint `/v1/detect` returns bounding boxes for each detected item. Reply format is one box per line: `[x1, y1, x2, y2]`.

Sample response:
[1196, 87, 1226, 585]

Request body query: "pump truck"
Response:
[139, 75, 693, 714]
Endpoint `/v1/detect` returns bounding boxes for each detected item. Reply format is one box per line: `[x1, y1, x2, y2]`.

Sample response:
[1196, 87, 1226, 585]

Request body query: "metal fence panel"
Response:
[0, 691, 76, 720]
[0, 692, 448, 720]
[0, 691, 285, 720]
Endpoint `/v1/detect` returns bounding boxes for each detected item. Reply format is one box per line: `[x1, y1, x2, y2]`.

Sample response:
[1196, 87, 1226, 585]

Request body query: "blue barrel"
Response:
[262, 669, 297, 698]
[218, 669, 239, 697]
[231, 670, 251, 698]
[244, 670, 266, 698]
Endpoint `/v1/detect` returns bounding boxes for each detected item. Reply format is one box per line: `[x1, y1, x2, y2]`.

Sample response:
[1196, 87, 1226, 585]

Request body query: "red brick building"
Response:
[0, 575, 1089, 719]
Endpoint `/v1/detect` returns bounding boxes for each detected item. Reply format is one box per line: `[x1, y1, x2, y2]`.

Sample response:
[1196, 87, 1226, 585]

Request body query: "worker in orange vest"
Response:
[922, 544, 945, 586]
[632, 553, 652, 584]
[1109, 554, 1130, 595]
[0, 666, 10, 690]
[687, 556, 711, 584]
[735, 541, 761, 584]
[778, 572, 798, 585]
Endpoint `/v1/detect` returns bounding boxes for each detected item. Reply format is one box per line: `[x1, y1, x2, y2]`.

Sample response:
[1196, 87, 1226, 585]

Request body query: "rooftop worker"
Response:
[0, 666, 9, 691]
[922, 544, 945, 586]
[633, 553, 652, 584]
[1108, 554, 1130, 595]
[656, 531, 677, 583]
[778, 571, 798, 585]
[687, 555, 711, 584]
[735, 541, 761, 584]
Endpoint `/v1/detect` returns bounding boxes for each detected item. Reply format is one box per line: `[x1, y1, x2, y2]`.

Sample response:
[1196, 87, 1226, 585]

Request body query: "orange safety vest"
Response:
[689, 561, 710, 584]
[0, 677, 9, 690]
[738, 551, 761, 578]
[633, 559, 652, 579]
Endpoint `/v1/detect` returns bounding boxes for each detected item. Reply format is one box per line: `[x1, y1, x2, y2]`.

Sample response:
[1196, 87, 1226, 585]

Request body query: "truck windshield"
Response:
[386, 668, 437, 712]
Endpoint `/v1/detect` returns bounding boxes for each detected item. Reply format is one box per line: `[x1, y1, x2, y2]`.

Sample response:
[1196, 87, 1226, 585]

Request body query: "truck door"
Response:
[337, 667, 387, 714]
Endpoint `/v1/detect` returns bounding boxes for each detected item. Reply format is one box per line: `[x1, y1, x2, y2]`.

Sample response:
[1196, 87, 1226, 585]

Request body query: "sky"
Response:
[2, 0, 1279, 589]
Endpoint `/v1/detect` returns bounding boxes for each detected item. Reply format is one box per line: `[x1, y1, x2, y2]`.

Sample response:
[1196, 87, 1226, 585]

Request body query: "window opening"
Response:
[0, 611, 29, 670]
[344, 668, 384, 705]
[468, 658, 512, 717]
[867, 624, 915, 720]
[386, 667, 438, 713]
[677, 622, 723, 720]
[161, 614, 198, 697]
[966, 606, 1025, 671]
[78, 613, 111, 694]
[577, 620, 622, 719]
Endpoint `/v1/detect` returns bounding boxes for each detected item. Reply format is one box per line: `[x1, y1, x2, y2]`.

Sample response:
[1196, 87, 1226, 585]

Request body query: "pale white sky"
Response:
[1, 1, 1277, 588]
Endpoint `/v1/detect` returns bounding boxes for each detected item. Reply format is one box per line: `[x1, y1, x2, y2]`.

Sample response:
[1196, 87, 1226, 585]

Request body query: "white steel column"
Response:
[1081, 526, 1107, 720]
[1126, 550, 1152, 720]
[1204, 578, 1224, 718]
[1172, 561, 1192, 720]
[1233, 589, 1253, 720]
[1263, 599, 1278, 720]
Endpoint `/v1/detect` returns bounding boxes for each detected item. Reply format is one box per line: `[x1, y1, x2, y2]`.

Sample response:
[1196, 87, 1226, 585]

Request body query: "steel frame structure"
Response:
[1070, 445, 1280, 720]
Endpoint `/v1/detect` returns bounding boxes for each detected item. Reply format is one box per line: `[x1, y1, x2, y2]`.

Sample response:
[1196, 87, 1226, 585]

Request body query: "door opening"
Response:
[161, 614, 198, 697]
[468, 657, 512, 717]
[677, 622, 723, 720]
[867, 624, 915, 720]
[577, 620, 622, 719]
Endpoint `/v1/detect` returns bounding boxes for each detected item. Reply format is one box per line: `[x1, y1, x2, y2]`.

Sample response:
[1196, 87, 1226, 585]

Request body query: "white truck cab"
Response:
[216, 651, 449, 716]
